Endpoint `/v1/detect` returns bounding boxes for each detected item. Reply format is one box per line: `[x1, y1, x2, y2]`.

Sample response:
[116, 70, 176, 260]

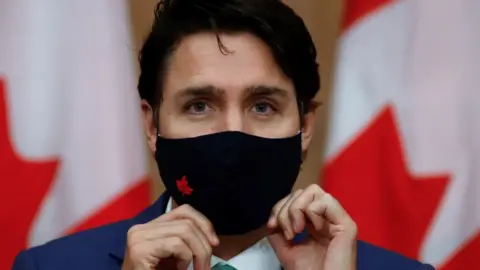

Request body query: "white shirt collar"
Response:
[165, 198, 281, 270]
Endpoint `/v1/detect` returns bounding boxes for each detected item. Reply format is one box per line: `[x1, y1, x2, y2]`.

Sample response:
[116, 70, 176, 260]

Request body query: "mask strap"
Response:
[298, 101, 306, 128]
[153, 108, 160, 136]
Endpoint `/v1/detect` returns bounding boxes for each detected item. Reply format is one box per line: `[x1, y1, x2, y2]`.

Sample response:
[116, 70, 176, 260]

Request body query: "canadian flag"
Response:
[322, 0, 480, 269]
[0, 1, 150, 269]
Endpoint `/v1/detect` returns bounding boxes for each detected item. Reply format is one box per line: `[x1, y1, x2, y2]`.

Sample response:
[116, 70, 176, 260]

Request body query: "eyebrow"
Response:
[176, 85, 290, 99]
[176, 85, 226, 99]
[245, 85, 289, 98]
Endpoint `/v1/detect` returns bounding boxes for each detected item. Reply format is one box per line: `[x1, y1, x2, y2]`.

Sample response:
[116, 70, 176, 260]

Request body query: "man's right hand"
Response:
[121, 204, 219, 270]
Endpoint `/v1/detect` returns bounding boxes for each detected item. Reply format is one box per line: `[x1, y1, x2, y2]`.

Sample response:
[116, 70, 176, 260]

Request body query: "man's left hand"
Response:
[267, 184, 357, 270]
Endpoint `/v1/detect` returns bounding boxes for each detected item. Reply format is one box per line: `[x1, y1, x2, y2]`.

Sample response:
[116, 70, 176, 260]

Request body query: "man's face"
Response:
[143, 32, 315, 152]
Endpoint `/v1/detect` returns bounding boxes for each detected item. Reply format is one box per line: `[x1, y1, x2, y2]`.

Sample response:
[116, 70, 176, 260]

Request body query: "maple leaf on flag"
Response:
[323, 105, 449, 260]
[0, 78, 59, 269]
[176, 175, 193, 196]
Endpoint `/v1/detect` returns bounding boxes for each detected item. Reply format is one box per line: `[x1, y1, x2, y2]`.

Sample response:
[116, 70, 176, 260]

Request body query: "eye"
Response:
[252, 101, 275, 115]
[186, 101, 211, 115]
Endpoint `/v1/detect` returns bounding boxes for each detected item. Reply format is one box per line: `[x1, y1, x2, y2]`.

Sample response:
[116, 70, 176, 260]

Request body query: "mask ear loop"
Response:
[298, 101, 306, 167]
[299, 101, 305, 128]
[153, 108, 160, 136]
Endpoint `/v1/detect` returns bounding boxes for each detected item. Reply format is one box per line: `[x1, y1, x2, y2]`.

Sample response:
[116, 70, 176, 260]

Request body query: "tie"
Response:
[211, 262, 238, 270]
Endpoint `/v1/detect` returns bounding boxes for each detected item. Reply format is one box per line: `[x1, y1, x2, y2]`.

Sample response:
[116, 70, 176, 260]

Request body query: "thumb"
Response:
[267, 230, 290, 253]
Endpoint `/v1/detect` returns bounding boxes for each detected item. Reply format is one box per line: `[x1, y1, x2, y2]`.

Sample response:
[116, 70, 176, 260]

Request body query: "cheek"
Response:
[247, 114, 300, 138]
[158, 111, 217, 139]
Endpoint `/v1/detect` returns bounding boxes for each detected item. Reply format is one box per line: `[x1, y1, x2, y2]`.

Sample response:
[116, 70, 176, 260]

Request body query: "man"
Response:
[12, 0, 434, 269]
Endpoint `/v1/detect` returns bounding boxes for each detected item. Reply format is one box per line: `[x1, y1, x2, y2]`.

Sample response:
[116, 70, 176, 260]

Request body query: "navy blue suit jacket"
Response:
[12, 193, 434, 270]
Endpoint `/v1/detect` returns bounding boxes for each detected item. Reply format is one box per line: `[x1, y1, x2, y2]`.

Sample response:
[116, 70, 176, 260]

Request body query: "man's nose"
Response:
[220, 108, 245, 133]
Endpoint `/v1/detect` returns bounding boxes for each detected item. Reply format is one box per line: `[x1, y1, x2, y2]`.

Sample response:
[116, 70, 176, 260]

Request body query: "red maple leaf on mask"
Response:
[176, 175, 193, 196]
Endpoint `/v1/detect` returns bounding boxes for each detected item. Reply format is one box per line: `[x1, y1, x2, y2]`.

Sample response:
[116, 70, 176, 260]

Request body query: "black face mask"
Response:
[155, 131, 302, 235]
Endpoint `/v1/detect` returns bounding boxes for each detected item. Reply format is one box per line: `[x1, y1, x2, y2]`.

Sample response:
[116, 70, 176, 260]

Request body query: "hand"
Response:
[267, 184, 357, 270]
[122, 204, 219, 270]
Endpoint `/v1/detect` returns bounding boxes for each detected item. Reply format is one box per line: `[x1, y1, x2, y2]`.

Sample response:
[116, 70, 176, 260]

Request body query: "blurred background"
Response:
[1, 0, 478, 269]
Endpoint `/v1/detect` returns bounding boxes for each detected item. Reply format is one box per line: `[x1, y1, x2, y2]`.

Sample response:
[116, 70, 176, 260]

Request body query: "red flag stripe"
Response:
[323, 106, 449, 260]
[1, 78, 60, 270]
[342, 0, 393, 31]
[65, 178, 150, 234]
[439, 232, 480, 270]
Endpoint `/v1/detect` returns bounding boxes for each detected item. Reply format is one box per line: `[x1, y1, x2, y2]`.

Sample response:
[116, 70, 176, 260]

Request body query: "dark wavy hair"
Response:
[137, 0, 320, 113]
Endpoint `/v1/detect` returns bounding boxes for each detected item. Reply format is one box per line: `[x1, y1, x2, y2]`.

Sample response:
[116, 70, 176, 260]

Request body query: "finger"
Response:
[306, 193, 357, 241]
[127, 220, 209, 252]
[287, 184, 326, 228]
[126, 236, 192, 269]
[146, 220, 212, 270]
[288, 184, 333, 236]
[159, 220, 212, 258]
[305, 205, 326, 232]
[166, 221, 211, 270]
[159, 237, 193, 268]
[155, 204, 219, 246]
[304, 220, 331, 245]
[268, 194, 290, 228]
[176, 260, 190, 270]
[288, 188, 319, 234]
[267, 231, 290, 255]
[277, 189, 303, 240]
[307, 192, 351, 226]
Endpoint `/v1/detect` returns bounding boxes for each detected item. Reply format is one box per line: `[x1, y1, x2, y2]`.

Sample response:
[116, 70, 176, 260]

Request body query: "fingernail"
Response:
[285, 229, 294, 240]
[293, 221, 299, 233]
[213, 236, 219, 245]
[267, 216, 275, 227]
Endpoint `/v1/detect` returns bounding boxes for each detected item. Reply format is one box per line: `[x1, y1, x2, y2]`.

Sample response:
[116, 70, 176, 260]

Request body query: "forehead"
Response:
[162, 32, 294, 98]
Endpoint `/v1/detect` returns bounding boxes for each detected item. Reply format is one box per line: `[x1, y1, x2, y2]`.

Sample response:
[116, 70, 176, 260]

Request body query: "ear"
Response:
[141, 100, 157, 153]
[301, 101, 319, 153]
